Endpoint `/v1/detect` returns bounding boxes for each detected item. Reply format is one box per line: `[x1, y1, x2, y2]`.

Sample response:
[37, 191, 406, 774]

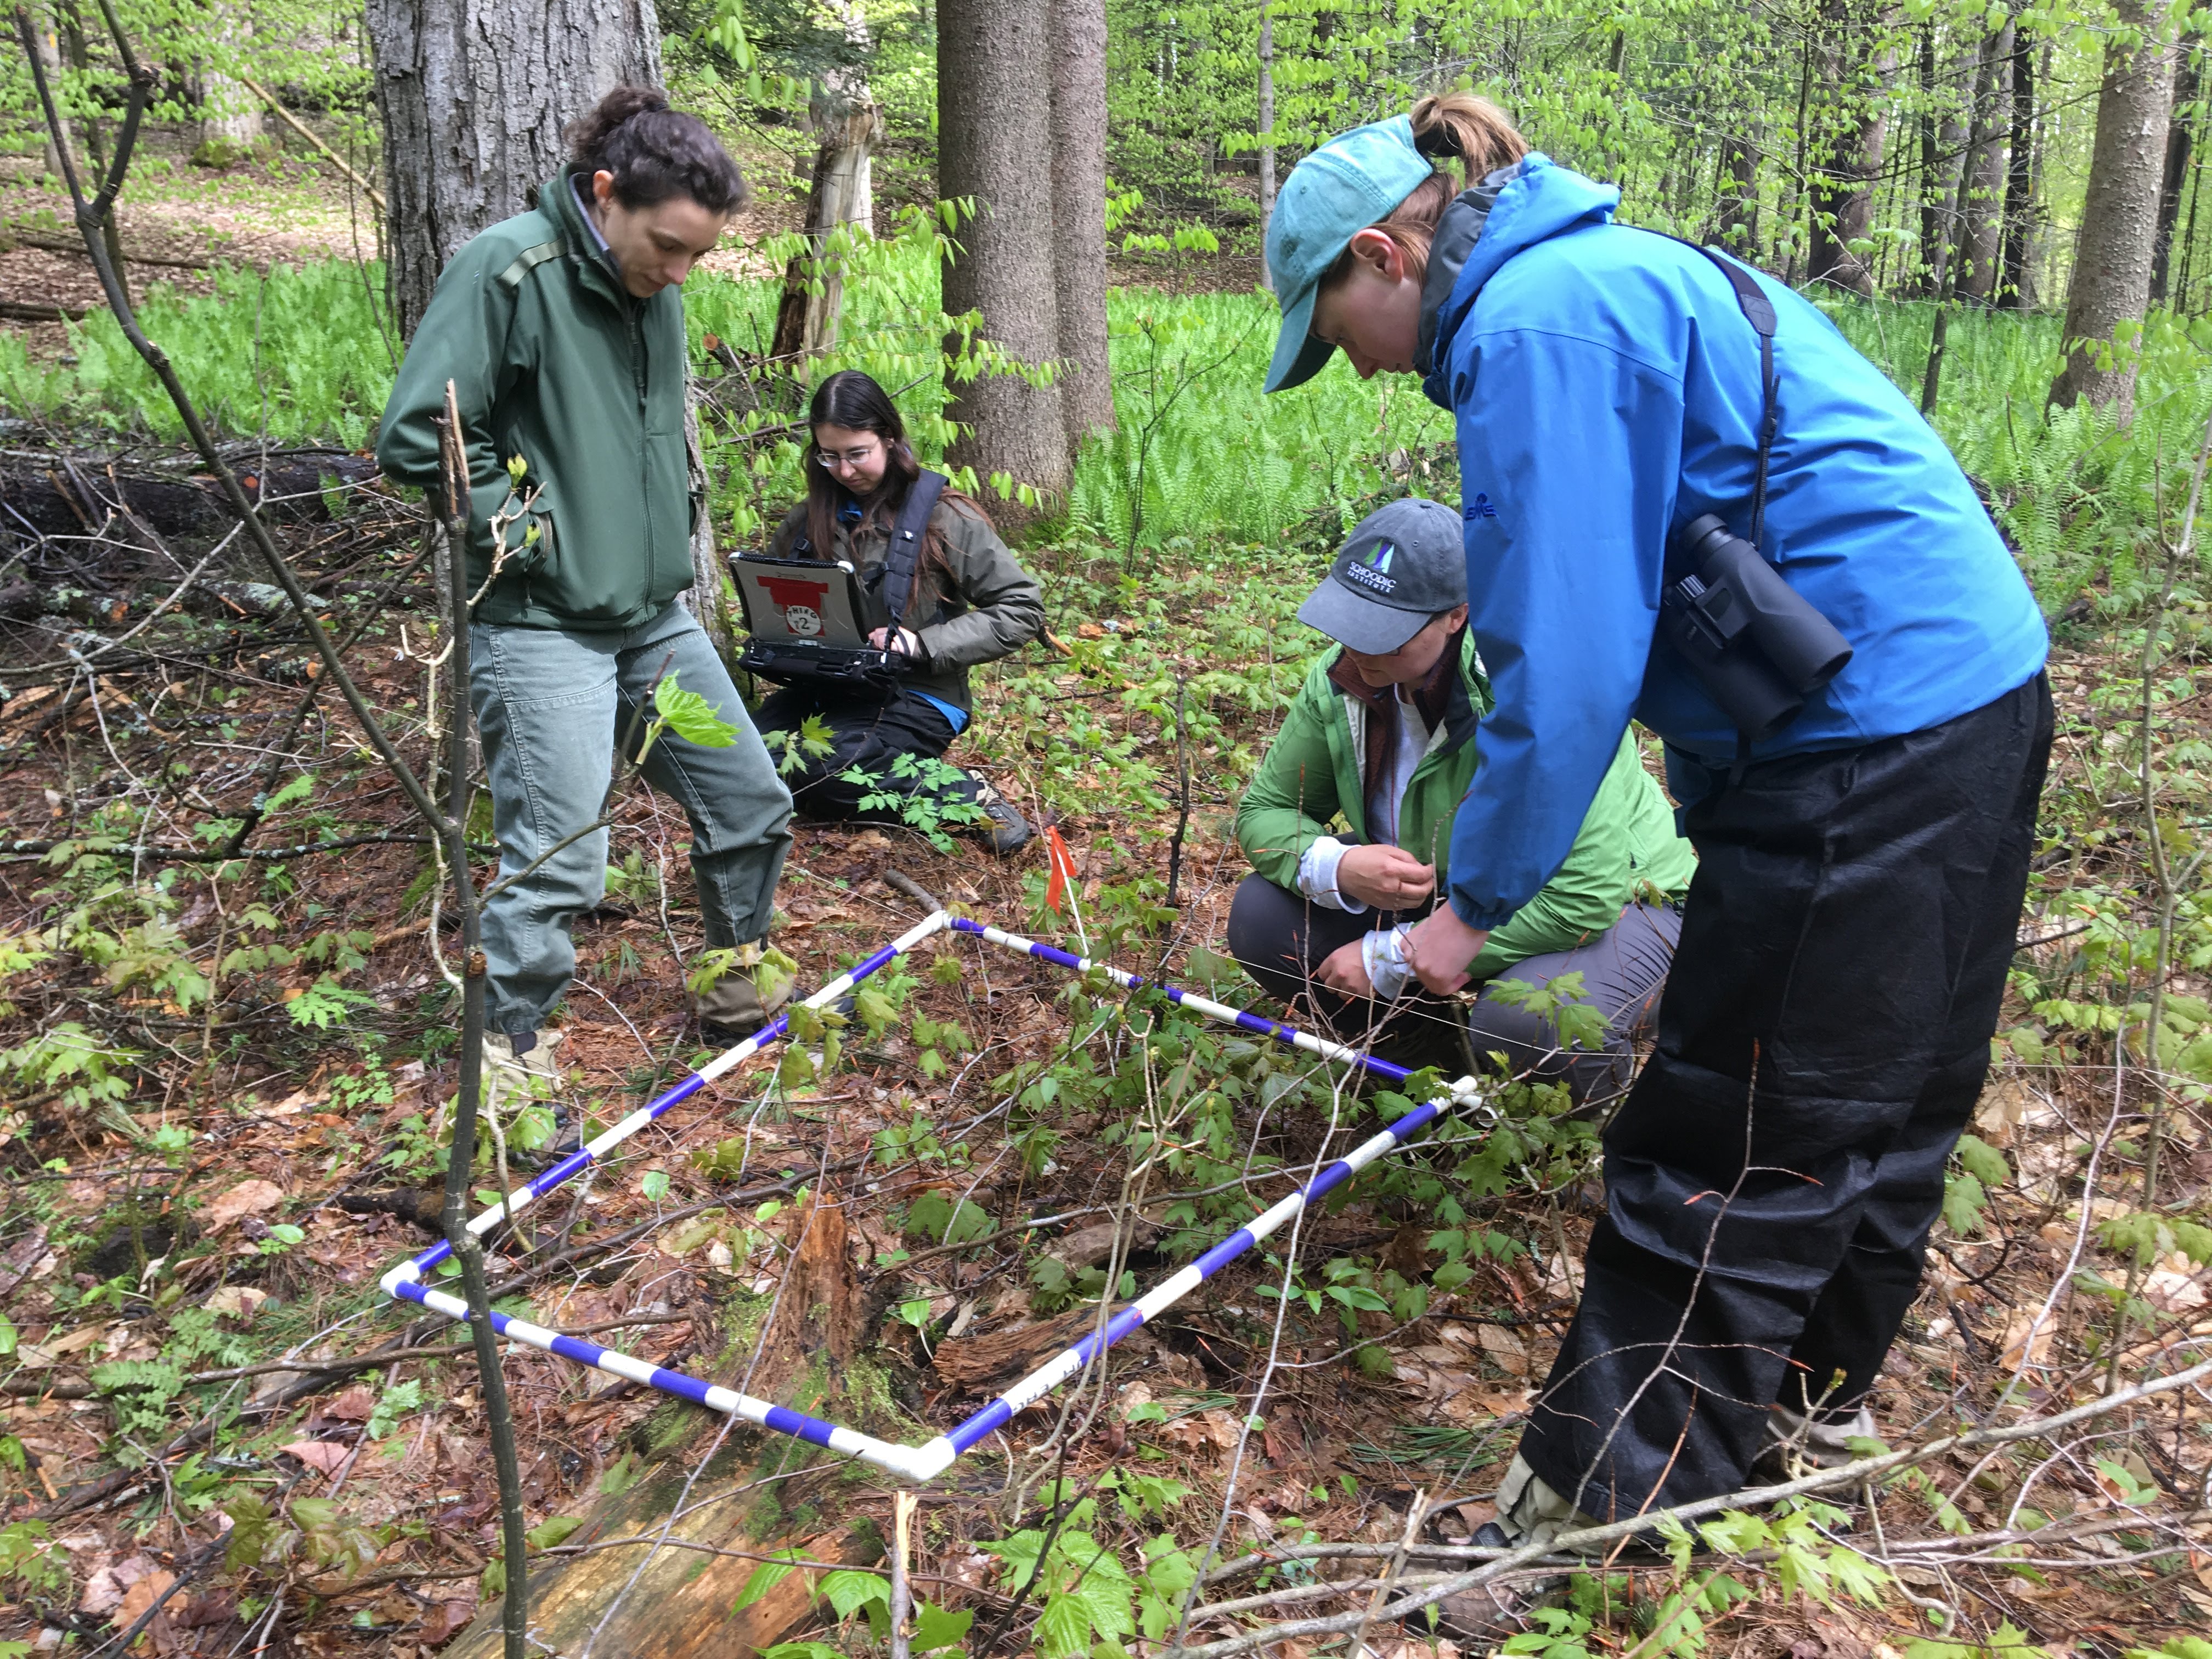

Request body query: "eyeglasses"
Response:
[814, 439, 883, 470]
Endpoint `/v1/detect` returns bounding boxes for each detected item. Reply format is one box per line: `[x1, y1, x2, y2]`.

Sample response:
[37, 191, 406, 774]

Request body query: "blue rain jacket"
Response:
[1425, 155, 2049, 932]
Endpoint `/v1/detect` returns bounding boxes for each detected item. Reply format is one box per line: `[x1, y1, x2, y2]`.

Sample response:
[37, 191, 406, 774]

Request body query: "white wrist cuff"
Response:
[1296, 837, 1369, 913]
[1362, 927, 1413, 1001]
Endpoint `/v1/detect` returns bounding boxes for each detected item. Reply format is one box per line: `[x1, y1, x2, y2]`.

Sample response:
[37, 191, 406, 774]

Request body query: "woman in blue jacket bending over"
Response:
[1263, 93, 2051, 1579]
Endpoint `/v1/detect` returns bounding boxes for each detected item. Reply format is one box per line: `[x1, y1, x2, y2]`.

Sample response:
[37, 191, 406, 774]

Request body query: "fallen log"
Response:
[0, 299, 91, 323]
[0, 449, 376, 538]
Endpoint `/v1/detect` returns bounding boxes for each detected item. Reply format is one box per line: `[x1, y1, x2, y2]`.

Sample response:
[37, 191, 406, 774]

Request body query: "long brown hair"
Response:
[799, 370, 980, 613]
[1322, 93, 1529, 293]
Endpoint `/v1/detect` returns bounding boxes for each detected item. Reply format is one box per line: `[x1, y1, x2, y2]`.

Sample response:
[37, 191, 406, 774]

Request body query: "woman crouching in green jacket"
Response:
[759, 371, 1043, 854]
[1230, 497, 1695, 1103]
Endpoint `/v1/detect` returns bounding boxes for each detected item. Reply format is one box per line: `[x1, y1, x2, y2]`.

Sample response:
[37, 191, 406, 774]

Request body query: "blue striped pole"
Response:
[376, 908, 1487, 1482]
[382, 910, 949, 1285]
[945, 917, 1419, 1084]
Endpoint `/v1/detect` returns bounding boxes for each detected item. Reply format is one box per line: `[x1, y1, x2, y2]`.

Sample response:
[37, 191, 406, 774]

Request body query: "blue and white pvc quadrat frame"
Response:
[379, 909, 1489, 1484]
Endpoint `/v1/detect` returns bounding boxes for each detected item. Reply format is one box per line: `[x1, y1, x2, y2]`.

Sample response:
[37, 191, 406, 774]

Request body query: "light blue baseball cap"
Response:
[1263, 114, 1436, 394]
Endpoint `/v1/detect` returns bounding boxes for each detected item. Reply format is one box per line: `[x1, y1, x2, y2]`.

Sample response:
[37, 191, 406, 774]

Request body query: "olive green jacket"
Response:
[376, 169, 698, 632]
[1237, 633, 1697, 981]
[766, 494, 1044, 713]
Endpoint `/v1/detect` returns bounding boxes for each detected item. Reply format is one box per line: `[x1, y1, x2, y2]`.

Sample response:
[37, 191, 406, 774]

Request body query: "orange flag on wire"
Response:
[1044, 825, 1078, 915]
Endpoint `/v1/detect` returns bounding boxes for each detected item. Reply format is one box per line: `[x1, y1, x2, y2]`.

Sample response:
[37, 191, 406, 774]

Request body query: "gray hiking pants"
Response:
[1226, 873, 1680, 1107]
[471, 600, 793, 1034]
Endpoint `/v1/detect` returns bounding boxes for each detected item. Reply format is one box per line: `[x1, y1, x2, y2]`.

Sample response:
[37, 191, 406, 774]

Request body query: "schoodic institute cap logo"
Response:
[1342, 537, 1397, 596]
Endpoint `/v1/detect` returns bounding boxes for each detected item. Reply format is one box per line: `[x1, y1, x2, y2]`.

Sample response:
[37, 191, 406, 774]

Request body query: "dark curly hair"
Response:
[567, 86, 748, 215]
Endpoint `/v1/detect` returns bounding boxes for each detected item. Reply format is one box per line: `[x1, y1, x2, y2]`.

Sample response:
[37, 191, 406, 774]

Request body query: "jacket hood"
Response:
[1420, 154, 1620, 407]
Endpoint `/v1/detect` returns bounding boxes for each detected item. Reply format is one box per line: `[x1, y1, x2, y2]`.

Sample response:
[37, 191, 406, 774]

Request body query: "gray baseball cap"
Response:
[1295, 496, 1468, 654]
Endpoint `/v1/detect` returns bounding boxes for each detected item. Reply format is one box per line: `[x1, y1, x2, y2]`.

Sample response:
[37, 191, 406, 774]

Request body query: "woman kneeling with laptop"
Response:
[754, 370, 1042, 854]
[1229, 497, 1696, 1105]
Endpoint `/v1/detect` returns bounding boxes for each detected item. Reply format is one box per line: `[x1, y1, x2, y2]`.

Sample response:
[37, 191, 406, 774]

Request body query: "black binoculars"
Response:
[1658, 515, 1853, 741]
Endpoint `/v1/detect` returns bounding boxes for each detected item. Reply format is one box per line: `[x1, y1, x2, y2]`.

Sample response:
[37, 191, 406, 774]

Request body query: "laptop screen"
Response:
[731, 556, 870, 648]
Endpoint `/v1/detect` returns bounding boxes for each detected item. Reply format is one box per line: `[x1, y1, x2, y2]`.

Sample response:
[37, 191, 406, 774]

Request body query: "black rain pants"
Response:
[1516, 672, 2052, 1519]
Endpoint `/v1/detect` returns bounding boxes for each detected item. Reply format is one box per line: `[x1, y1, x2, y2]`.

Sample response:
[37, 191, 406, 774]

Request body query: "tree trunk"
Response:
[1806, 0, 1886, 296]
[1257, 0, 1276, 290]
[938, 0, 1070, 503]
[2178, 69, 2208, 306]
[1050, 0, 1114, 443]
[770, 3, 879, 364]
[197, 2, 264, 153]
[2000, 21, 2038, 307]
[2152, 44, 2199, 300]
[197, 72, 265, 148]
[55, 0, 129, 306]
[1955, 25, 2011, 303]
[365, 0, 664, 339]
[2050, 0, 2175, 414]
[1916, 24, 1943, 294]
[1927, 38, 1972, 297]
[686, 399, 733, 660]
[1717, 133, 1761, 258]
[26, 3, 75, 182]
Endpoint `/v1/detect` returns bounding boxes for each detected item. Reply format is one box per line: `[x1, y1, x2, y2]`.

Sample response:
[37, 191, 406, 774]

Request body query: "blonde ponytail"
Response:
[1324, 92, 1530, 290]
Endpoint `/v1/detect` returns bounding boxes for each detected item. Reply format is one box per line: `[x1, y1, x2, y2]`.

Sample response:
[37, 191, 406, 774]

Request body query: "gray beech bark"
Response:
[1806, 0, 1886, 297]
[2051, 0, 2174, 414]
[365, 0, 663, 339]
[197, 2, 264, 151]
[938, 0, 1070, 501]
[1955, 26, 2011, 303]
[1051, 0, 1115, 444]
[26, 4, 74, 182]
[771, 0, 879, 362]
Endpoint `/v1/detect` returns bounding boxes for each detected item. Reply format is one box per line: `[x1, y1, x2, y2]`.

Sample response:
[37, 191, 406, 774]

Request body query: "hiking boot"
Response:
[973, 782, 1032, 855]
[1425, 1522, 1562, 1644]
[480, 1028, 562, 1118]
[1753, 1402, 1879, 1483]
[692, 940, 798, 1043]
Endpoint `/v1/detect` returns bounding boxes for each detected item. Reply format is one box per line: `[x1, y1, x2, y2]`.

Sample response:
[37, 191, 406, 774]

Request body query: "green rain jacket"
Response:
[376, 168, 698, 632]
[1236, 631, 1697, 982]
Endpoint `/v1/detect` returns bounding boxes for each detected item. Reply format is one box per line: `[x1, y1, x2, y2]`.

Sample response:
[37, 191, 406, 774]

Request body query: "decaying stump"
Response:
[753, 1192, 866, 1394]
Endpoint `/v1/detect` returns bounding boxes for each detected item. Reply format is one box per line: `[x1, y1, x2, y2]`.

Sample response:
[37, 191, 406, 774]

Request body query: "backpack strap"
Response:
[1678, 241, 1781, 549]
[881, 470, 948, 628]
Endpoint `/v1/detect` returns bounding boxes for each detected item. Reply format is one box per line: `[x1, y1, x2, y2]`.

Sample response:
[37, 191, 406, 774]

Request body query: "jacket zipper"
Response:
[630, 302, 652, 615]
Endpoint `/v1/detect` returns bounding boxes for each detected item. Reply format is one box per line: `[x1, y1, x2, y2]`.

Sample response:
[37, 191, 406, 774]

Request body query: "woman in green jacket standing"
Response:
[1231, 498, 1694, 1101]
[376, 88, 796, 1097]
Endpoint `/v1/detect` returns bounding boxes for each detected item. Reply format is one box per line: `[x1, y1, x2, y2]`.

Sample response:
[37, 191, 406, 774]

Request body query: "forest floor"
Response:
[1, 132, 2208, 1659]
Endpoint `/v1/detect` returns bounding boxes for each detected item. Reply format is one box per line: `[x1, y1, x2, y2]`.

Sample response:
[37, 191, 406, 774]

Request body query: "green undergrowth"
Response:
[14, 239, 2212, 620]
